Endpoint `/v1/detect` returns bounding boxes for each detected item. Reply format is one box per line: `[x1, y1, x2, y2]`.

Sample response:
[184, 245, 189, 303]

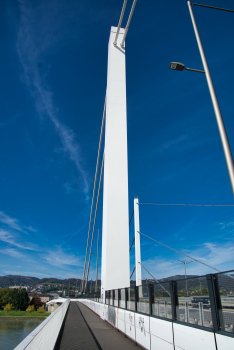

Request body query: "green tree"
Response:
[12, 288, 30, 311]
[0, 288, 14, 309]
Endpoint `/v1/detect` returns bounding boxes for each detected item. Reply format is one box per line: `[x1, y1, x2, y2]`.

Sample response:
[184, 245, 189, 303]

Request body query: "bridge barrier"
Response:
[83, 269, 234, 334]
[14, 299, 70, 350]
[78, 298, 234, 350]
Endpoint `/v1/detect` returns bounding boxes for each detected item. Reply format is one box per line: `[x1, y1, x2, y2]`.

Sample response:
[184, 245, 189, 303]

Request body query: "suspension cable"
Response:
[191, 2, 234, 13]
[120, 0, 138, 48]
[82, 97, 106, 293]
[129, 209, 135, 252]
[129, 237, 135, 252]
[138, 231, 221, 272]
[139, 203, 234, 207]
[130, 266, 136, 279]
[138, 262, 170, 296]
[84, 153, 105, 293]
[113, 0, 128, 46]
[129, 209, 134, 226]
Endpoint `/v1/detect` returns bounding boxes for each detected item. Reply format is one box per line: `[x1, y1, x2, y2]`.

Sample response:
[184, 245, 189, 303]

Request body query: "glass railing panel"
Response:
[152, 282, 171, 319]
[119, 288, 125, 308]
[216, 270, 234, 333]
[110, 290, 113, 306]
[114, 289, 118, 306]
[127, 287, 135, 311]
[105, 291, 110, 305]
[137, 285, 149, 314]
[177, 276, 212, 328]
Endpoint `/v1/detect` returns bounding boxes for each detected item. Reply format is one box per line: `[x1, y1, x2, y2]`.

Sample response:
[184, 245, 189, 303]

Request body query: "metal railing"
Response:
[14, 299, 70, 350]
[79, 269, 234, 334]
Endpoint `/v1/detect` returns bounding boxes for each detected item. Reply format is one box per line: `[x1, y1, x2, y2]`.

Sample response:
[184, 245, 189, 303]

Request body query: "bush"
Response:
[4, 303, 13, 312]
[26, 305, 35, 313]
[37, 306, 45, 313]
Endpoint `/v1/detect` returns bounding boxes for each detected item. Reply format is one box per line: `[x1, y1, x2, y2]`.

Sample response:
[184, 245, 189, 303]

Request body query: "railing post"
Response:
[135, 286, 138, 312]
[170, 280, 178, 321]
[125, 288, 128, 309]
[206, 274, 222, 331]
[148, 284, 153, 316]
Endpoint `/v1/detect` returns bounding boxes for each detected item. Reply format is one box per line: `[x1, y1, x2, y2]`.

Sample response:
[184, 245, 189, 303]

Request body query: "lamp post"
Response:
[170, 2, 234, 197]
[171, 260, 193, 296]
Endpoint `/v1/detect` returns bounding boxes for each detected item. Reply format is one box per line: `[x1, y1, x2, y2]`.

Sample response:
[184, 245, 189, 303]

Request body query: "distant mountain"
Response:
[0, 274, 199, 289]
[0, 275, 84, 289]
[0, 275, 40, 288]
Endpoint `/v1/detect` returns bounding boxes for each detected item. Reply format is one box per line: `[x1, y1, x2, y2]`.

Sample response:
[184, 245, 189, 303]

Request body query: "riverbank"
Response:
[0, 316, 48, 319]
[0, 310, 50, 317]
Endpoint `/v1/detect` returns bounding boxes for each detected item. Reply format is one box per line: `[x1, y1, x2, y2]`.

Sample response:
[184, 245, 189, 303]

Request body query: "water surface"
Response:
[0, 318, 43, 350]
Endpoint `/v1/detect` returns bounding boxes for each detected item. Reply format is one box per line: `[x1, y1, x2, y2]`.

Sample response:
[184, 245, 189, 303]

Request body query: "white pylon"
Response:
[134, 197, 142, 286]
[101, 27, 130, 301]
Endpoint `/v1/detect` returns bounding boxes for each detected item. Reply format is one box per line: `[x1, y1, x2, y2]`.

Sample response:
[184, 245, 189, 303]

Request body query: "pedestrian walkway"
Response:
[55, 301, 140, 350]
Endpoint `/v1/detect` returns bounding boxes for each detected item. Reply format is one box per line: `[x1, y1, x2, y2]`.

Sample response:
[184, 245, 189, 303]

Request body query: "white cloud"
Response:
[16, 0, 89, 196]
[0, 229, 39, 251]
[0, 211, 25, 232]
[42, 248, 82, 268]
[140, 241, 234, 280]
[1, 248, 26, 259]
[218, 222, 234, 230]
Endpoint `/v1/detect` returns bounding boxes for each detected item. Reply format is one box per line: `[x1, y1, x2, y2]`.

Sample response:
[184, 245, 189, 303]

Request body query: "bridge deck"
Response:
[55, 301, 140, 350]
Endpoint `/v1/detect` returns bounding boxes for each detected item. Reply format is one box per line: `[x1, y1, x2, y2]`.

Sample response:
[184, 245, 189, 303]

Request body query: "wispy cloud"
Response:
[141, 241, 234, 279]
[0, 211, 25, 233]
[158, 134, 189, 152]
[1, 248, 26, 259]
[0, 114, 20, 127]
[0, 229, 39, 251]
[218, 222, 234, 231]
[0, 211, 38, 235]
[42, 248, 82, 268]
[16, 0, 89, 196]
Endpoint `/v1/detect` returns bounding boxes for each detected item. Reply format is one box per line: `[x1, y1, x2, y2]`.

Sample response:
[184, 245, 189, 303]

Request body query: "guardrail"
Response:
[14, 299, 70, 350]
[81, 269, 234, 334]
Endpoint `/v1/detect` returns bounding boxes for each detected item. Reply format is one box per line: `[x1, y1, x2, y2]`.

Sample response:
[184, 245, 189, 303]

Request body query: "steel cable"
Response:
[82, 97, 106, 292]
[84, 153, 105, 293]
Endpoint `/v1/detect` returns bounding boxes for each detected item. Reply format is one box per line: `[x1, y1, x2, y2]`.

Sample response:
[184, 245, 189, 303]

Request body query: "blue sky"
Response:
[0, 0, 234, 281]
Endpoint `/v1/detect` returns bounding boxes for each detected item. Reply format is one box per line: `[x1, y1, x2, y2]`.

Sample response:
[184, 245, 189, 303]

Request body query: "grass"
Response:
[0, 310, 50, 317]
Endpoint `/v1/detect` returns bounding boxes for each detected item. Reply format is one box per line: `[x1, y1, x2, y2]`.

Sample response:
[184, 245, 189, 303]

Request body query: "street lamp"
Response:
[169, 62, 204, 74]
[171, 260, 193, 296]
[170, 1, 234, 197]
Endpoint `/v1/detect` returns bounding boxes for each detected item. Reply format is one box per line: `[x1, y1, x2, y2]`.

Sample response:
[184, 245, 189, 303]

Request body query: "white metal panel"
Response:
[126, 322, 136, 341]
[150, 317, 174, 344]
[125, 310, 135, 326]
[151, 335, 174, 350]
[215, 333, 234, 350]
[136, 326, 150, 350]
[117, 308, 125, 321]
[173, 323, 216, 350]
[135, 313, 150, 333]
[118, 318, 125, 333]
[101, 26, 130, 294]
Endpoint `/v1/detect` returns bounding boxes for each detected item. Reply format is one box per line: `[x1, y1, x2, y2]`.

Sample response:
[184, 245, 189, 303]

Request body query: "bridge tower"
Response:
[101, 27, 130, 299]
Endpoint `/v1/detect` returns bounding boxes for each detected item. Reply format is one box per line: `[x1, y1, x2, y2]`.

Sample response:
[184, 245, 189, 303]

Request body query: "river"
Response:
[0, 318, 43, 350]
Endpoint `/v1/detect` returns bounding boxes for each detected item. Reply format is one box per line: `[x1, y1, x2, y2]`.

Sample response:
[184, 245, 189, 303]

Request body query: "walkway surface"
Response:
[55, 301, 140, 350]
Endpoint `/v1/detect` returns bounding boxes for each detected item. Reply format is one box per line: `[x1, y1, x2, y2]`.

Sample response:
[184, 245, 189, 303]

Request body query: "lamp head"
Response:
[170, 62, 185, 71]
